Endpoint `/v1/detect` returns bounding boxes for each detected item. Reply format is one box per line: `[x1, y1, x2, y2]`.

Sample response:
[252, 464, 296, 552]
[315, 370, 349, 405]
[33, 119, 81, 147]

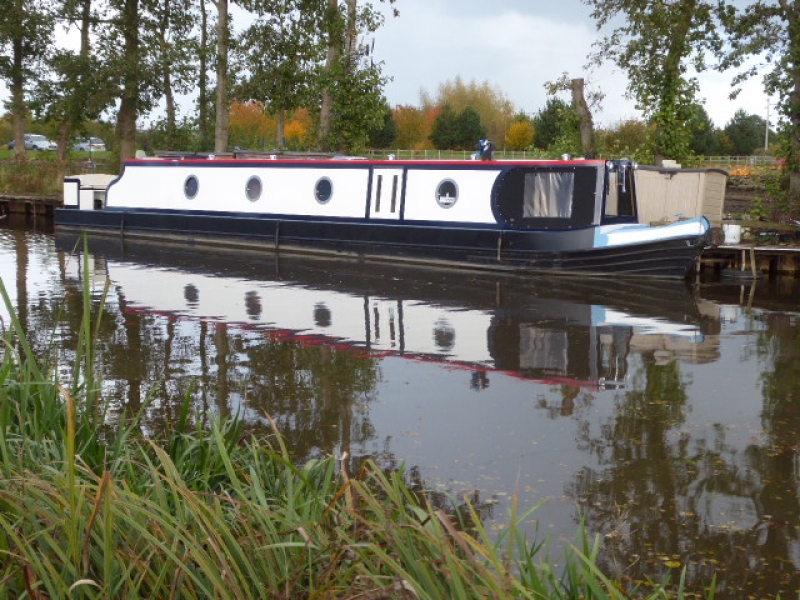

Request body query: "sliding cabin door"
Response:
[369, 168, 404, 220]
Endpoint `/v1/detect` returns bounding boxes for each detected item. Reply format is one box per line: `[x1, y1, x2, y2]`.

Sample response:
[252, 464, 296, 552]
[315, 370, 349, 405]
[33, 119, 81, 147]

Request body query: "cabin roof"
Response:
[126, 155, 608, 169]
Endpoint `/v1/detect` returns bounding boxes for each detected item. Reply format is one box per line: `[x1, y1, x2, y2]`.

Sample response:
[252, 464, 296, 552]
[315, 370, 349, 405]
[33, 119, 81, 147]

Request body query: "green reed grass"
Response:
[0, 245, 721, 599]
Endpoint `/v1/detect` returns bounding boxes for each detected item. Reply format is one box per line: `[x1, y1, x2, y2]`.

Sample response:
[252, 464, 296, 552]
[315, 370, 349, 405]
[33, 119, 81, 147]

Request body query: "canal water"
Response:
[2, 219, 800, 597]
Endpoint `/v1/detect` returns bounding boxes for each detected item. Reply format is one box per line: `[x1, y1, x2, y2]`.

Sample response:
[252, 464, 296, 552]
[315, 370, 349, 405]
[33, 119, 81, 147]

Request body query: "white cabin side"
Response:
[105, 161, 504, 225]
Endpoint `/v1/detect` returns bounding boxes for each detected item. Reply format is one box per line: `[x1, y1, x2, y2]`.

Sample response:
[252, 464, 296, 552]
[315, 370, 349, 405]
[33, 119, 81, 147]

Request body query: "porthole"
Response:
[245, 291, 262, 319]
[245, 176, 262, 202]
[435, 179, 458, 208]
[433, 318, 455, 351]
[315, 177, 333, 204]
[314, 302, 332, 327]
[184, 175, 199, 199]
[184, 284, 199, 307]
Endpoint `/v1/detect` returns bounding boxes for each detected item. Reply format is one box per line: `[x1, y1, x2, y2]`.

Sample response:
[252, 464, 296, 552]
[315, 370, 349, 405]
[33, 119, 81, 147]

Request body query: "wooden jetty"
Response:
[0, 193, 60, 218]
[701, 244, 800, 277]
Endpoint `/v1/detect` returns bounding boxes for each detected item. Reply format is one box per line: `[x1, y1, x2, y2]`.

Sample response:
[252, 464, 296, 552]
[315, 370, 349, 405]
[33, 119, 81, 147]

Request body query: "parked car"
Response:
[7, 134, 57, 151]
[73, 137, 106, 152]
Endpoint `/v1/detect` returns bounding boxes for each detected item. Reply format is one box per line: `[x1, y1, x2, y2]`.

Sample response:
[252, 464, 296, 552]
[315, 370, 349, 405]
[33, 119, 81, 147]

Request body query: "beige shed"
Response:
[634, 166, 728, 225]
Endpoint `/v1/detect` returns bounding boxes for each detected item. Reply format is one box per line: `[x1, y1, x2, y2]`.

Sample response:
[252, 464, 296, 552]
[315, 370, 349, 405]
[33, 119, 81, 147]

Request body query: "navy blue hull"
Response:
[55, 207, 707, 279]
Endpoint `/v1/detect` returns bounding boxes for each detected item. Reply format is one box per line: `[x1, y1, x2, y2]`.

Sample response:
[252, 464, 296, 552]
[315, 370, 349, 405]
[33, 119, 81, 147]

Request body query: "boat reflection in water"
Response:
[60, 236, 715, 398]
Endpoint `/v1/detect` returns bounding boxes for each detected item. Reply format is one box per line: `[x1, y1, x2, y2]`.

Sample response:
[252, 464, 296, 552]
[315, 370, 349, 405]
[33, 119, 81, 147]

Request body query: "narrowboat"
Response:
[57, 153, 714, 279]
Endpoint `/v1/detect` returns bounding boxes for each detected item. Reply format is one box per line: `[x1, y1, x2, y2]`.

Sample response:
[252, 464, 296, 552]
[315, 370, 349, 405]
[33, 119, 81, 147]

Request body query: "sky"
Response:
[370, 0, 773, 129]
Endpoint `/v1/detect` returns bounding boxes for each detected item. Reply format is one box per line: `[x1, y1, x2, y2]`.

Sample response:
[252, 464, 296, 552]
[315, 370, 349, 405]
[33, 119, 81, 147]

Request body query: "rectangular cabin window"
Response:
[375, 175, 383, 212]
[523, 172, 574, 218]
[390, 175, 398, 213]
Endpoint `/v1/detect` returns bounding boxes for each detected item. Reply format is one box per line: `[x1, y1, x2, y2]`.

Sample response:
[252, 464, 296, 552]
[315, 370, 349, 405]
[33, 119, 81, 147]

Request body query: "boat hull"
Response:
[56, 206, 708, 279]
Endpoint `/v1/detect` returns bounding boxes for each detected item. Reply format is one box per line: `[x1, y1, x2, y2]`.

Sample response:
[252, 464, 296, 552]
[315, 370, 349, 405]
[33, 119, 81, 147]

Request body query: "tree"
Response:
[197, 0, 213, 151]
[153, 0, 200, 150]
[505, 120, 534, 151]
[719, 1, 800, 205]
[316, 0, 396, 152]
[284, 107, 311, 149]
[235, 0, 320, 149]
[392, 105, 427, 149]
[38, 0, 111, 160]
[545, 74, 604, 156]
[585, 0, 723, 164]
[211, 0, 230, 153]
[724, 109, 767, 156]
[367, 104, 397, 148]
[685, 103, 719, 156]
[596, 119, 654, 162]
[429, 104, 485, 150]
[531, 98, 578, 151]
[100, 0, 168, 164]
[0, 0, 56, 162]
[420, 76, 514, 145]
[228, 99, 273, 149]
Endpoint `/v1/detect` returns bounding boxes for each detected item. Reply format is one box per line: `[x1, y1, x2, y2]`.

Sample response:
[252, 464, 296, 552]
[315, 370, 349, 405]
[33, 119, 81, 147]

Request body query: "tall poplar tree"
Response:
[40, 0, 113, 160]
[0, 0, 55, 162]
[210, 0, 230, 153]
[236, 0, 320, 149]
[584, 0, 722, 164]
[317, 0, 397, 152]
[153, 0, 199, 149]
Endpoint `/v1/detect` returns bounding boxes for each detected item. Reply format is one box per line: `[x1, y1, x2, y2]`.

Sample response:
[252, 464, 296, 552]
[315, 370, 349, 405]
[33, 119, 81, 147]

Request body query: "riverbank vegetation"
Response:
[0, 256, 724, 598]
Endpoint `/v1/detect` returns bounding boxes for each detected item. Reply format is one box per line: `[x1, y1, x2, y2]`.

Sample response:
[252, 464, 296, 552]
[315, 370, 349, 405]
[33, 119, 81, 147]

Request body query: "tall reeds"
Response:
[0, 247, 718, 599]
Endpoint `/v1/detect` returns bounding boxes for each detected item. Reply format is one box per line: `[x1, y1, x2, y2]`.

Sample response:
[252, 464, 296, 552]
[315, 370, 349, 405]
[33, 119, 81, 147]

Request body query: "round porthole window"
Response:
[315, 177, 333, 204]
[245, 176, 262, 201]
[433, 318, 456, 352]
[184, 283, 199, 307]
[184, 175, 199, 199]
[314, 302, 332, 327]
[436, 179, 458, 208]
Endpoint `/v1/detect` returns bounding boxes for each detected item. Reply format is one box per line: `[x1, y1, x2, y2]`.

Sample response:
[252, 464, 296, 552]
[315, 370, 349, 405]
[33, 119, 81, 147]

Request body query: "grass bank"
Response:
[0, 255, 717, 599]
[0, 152, 115, 196]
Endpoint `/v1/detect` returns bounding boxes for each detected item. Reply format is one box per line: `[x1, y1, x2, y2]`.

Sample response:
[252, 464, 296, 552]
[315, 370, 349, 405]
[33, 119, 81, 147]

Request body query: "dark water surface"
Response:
[2, 220, 800, 597]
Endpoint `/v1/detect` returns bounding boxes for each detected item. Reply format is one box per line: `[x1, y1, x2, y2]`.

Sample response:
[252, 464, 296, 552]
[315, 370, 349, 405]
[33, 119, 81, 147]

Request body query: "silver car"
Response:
[7, 134, 57, 151]
[73, 137, 107, 152]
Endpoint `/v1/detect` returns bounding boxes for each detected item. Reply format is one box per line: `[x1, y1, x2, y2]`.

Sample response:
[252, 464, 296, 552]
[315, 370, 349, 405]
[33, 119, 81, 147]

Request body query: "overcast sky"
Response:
[371, 0, 772, 128]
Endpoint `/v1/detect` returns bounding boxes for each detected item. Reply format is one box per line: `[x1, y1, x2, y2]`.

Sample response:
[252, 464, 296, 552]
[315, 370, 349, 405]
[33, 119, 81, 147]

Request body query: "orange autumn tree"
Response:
[229, 101, 274, 150]
[392, 105, 427, 149]
[283, 108, 312, 150]
[505, 121, 535, 151]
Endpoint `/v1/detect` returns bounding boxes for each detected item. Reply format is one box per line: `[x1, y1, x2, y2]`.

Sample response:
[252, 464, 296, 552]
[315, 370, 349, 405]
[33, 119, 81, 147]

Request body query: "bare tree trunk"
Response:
[160, 0, 176, 148]
[214, 0, 229, 153]
[57, 0, 93, 162]
[199, 0, 210, 151]
[117, 0, 140, 165]
[318, 0, 339, 149]
[570, 78, 595, 157]
[11, 29, 26, 163]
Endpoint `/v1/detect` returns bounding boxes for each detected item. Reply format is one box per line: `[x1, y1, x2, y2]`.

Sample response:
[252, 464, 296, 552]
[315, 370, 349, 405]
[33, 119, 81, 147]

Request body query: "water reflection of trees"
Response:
[16, 246, 379, 464]
[569, 315, 800, 598]
[105, 310, 383, 462]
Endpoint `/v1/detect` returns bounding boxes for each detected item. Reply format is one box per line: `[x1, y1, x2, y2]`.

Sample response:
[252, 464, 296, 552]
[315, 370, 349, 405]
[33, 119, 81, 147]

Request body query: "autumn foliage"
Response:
[505, 121, 535, 151]
[229, 101, 312, 150]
